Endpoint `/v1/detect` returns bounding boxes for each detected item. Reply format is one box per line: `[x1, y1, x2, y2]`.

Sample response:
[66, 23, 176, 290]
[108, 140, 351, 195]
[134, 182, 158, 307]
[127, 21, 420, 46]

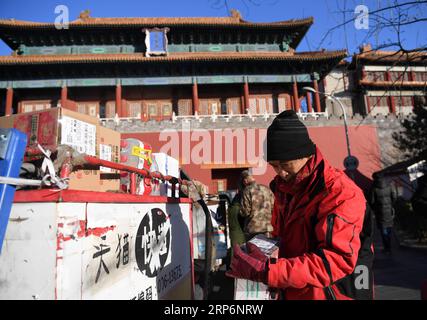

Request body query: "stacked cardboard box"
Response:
[234, 234, 279, 300]
[0, 107, 121, 192]
[97, 126, 121, 192]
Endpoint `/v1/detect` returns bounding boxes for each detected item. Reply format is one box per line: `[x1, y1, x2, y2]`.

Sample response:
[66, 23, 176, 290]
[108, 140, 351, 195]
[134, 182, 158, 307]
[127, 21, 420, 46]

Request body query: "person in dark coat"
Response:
[369, 173, 397, 253]
[411, 174, 427, 219]
[227, 192, 246, 256]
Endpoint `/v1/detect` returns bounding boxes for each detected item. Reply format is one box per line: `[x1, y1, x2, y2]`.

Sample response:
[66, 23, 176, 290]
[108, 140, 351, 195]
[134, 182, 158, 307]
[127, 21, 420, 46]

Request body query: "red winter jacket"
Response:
[268, 148, 368, 300]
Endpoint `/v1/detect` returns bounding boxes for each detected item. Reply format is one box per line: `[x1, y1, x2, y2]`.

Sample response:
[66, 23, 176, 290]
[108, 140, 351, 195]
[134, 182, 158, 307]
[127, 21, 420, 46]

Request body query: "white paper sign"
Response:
[99, 144, 112, 173]
[61, 116, 96, 156]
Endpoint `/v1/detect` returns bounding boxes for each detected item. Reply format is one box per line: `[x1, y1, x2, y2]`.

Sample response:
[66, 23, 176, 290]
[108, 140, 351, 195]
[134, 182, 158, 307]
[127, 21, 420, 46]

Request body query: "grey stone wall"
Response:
[102, 113, 410, 168]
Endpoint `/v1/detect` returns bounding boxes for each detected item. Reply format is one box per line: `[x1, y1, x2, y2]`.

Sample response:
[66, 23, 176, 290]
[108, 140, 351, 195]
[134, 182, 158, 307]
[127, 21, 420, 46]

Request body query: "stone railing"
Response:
[99, 110, 414, 133]
[99, 110, 329, 125]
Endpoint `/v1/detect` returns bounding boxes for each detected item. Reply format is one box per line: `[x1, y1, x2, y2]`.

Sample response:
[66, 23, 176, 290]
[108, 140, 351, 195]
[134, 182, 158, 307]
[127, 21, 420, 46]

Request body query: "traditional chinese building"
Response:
[350, 44, 427, 116]
[0, 12, 383, 193]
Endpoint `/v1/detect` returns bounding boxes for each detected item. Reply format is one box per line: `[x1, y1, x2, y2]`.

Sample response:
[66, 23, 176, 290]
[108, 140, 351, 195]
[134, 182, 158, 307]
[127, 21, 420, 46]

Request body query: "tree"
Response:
[208, 0, 278, 17]
[392, 96, 427, 159]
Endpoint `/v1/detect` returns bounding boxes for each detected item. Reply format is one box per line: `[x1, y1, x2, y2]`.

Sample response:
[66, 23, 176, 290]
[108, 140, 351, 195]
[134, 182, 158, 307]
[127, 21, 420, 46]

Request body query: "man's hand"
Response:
[226, 244, 268, 284]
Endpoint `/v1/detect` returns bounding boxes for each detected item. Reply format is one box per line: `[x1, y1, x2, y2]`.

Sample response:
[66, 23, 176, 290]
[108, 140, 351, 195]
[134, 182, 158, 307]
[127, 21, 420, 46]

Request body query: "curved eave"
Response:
[0, 50, 347, 66]
[359, 80, 427, 88]
[0, 17, 314, 50]
[353, 52, 427, 66]
[0, 16, 313, 29]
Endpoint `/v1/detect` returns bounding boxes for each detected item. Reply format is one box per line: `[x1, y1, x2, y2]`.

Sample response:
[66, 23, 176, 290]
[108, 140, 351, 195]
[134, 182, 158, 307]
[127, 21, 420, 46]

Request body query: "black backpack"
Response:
[332, 202, 375, 300]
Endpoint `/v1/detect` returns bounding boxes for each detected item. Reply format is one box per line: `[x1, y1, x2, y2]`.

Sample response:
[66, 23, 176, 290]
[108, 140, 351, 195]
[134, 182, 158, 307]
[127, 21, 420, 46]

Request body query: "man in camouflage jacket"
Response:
[239, 170, 275, 241]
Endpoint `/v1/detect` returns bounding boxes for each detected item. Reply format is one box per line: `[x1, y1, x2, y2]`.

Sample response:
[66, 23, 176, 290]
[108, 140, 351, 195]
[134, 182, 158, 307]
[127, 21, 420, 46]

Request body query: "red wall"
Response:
[122, 124, 381, 194]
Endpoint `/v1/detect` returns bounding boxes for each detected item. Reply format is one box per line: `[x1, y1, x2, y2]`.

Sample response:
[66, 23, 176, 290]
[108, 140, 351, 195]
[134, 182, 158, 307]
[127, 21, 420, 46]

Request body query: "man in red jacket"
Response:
[227, 110, 374, 300]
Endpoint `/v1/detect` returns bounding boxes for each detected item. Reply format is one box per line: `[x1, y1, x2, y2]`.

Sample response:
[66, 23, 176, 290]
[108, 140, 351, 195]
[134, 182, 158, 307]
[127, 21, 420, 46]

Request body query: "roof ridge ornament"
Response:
[78, 9, 91, 21]
[230, 9, 242, 21]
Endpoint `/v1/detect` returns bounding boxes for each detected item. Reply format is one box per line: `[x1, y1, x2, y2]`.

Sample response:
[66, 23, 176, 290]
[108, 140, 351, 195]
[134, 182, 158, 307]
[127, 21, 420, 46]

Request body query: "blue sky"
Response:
[0, 0, 425, 57]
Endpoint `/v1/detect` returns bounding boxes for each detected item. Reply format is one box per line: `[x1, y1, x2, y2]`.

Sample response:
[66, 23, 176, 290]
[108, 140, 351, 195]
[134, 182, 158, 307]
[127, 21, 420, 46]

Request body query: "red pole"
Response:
[192, 82, 199, 115]
[5, 87, 13, 116]
[293, 82, 300, 111]
[61, 86, 68, 109]
[116, 84, 123, 117]
[313, 80, 321, 112]
[243, 82, 250, 114]
[130, 173, 137, 195]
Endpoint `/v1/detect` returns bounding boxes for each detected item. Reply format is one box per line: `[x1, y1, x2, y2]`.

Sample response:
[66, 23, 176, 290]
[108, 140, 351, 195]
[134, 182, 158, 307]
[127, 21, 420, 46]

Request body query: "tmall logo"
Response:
[135, 208, 171, 277]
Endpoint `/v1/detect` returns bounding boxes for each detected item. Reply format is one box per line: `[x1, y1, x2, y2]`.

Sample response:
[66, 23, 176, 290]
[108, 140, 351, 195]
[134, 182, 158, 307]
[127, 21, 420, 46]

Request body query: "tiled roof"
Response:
[0, 50, 347, 65]
[360, 79, 427, 87]
[354, 50, 427, 64]
[0, 16, 314, 29]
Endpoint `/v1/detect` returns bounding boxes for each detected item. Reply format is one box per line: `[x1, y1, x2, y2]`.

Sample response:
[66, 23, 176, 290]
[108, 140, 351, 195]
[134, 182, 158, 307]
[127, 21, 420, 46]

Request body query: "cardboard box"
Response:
[0, 107, 97, 155]
[0, 108, 120, 192]
[234, 234, 279, 300]
[97, 126, 121, 192]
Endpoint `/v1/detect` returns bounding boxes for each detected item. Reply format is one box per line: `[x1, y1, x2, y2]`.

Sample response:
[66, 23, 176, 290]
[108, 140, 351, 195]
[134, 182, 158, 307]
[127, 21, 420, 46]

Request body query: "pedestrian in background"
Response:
[227, 181, 246, 256]
[369, 172, 397, 254]
[411, 174, 427, 221]
[239, 170, 275, 241]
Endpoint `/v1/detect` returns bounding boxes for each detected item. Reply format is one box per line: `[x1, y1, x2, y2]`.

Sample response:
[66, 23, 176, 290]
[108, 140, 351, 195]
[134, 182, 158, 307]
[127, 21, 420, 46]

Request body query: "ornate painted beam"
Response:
[0, 74, 317, 89]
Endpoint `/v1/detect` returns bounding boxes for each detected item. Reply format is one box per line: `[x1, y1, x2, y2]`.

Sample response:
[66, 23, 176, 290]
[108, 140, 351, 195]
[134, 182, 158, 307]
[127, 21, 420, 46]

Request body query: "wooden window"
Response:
[278, 94, 291, 113]
[19, 100, 52, 113]
[87, 103, 98, 117]
[249, 98, 257, 114]
[210, 101, 219, 115]
[105, 101, 116, 118]
[147, 103, 158, 119]
[369, 96, 388, 107]
[76, 101, 100, 117]
[77, 103, 86, 114]
[390, 71, 410, 82]
[414, 72, 427, 82]
[127, 101, 142, 117]
[178, 99, 192, 116]
[403, 96, 412, 106]
[226, 98, 241, 115]
[249, 95, 273, 114]
[162, 103, 173, 118]
[143, 100, 173, 120]
[199, 99, 221, 115]
[367, 71, 386, 82]
[395, 96, 413, 107]
[258, 99, 267, 113]
[199, 100, 209, 115]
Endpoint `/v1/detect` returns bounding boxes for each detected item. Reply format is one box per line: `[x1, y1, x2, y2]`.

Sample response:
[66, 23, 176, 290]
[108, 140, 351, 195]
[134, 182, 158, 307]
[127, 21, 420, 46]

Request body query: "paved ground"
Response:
[207, 230, 427, 300]
[373, 230, 427, 300]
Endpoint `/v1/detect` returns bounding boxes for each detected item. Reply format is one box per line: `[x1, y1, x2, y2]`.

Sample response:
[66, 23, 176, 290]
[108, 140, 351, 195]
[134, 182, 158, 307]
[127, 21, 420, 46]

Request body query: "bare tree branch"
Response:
[317, 0, 427, 52]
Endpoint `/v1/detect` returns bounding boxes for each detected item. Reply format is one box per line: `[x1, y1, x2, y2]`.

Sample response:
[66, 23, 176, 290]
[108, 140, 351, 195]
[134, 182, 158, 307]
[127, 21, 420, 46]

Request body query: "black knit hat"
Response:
[267, 110, 316, 161]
